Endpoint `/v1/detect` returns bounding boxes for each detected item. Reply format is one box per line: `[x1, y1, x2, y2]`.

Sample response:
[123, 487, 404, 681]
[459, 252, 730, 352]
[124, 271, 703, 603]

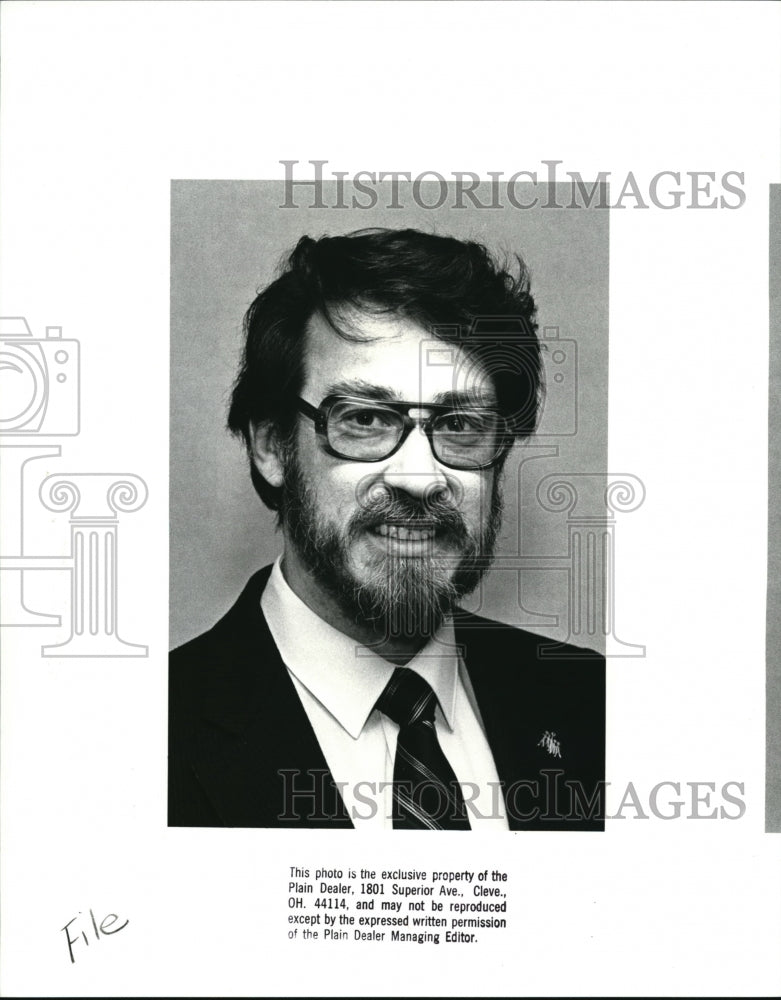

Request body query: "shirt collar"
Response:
[260, 558, 460, 739]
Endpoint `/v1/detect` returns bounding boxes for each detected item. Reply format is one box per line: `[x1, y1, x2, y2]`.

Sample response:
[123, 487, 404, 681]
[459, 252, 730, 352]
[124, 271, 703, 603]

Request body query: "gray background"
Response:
[170, 181, 609, 650]
[768, 184, 780, 832]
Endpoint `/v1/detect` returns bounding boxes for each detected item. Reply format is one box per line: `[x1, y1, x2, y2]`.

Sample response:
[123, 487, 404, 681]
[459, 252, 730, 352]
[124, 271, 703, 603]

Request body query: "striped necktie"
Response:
[376, 667, 471, 830]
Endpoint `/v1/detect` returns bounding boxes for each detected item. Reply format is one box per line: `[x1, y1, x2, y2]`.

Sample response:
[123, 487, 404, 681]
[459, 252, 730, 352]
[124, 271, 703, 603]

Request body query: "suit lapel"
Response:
[191, 569, 353, 828]
[456, 614, 605, 831]
[455, 618, 542, 829]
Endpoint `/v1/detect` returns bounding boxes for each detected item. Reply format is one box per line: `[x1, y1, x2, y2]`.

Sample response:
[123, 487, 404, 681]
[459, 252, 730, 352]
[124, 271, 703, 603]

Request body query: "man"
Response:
[169, 228, 604, 830]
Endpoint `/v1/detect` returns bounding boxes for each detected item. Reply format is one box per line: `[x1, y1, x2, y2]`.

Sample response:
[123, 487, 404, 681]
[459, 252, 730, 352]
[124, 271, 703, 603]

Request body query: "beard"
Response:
[280, 449, 503, 640]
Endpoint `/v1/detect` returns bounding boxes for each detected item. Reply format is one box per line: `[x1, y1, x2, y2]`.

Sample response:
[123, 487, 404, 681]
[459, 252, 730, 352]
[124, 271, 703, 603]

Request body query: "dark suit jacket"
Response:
[169, 566, 605, 830]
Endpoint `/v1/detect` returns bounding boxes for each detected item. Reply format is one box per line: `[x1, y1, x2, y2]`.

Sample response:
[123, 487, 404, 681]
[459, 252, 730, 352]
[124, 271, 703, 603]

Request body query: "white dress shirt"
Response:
[260, 558, 508, 830]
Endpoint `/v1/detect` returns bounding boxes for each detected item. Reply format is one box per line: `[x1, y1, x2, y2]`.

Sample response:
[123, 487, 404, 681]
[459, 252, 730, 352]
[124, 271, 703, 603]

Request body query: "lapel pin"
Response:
[538, 730, 562, 758]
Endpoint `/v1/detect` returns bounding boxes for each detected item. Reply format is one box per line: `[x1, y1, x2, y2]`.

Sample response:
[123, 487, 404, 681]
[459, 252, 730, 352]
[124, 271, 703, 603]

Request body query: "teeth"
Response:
[375, 523, 434, 541]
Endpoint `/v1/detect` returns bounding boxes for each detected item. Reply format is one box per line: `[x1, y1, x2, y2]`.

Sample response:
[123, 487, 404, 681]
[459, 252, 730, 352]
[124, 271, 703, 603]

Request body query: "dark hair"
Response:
[228, 228, 542, 510]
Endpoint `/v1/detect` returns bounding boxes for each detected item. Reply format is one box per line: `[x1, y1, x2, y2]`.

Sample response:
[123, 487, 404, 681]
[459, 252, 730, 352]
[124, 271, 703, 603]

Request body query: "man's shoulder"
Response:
[170, 566, 274, 662]
[170, 623, 219, 667]
[453, 609, 604, 665]
[169, 566, 277, 722]
[453, 609, 604, 717]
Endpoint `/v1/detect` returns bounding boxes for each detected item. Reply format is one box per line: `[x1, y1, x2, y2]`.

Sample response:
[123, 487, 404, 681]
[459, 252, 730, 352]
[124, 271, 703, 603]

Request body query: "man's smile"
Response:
[363, 520, 447, 555]
[370, 522, 436, 542]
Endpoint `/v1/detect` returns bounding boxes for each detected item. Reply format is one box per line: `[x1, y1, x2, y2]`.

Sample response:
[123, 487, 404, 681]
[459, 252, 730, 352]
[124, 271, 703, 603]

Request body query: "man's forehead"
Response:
[303, 308, 497, 403]
[305, 305, 424, 344]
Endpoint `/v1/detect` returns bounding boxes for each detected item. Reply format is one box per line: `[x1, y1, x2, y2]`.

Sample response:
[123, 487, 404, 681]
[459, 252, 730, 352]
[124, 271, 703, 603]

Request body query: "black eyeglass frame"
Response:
[296, 394, 514, 471]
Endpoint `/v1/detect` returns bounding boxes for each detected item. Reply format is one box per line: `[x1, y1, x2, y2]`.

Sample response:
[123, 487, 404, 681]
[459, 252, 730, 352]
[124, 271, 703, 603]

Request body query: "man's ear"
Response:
[250, 421, 286, 488]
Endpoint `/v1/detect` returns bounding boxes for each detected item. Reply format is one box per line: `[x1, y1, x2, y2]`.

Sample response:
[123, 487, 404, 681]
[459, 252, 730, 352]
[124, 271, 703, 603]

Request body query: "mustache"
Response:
[347, 490, 469, 543]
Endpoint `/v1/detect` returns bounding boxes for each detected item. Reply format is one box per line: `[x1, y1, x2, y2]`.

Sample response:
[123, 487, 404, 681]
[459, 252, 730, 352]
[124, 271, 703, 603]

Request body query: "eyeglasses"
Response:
[296, 395, 512, 471]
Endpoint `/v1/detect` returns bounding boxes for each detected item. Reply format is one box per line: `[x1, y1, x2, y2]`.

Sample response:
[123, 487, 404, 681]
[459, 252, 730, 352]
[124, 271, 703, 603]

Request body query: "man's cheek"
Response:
[322, 472, 363, 511]
[462, 493, 486, 532]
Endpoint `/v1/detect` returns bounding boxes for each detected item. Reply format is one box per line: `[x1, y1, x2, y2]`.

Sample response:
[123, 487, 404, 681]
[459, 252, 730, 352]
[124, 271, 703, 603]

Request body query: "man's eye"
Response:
[441, 413, 482, 432]
[338, 408, 396, 431]
[353, 410, 381, 426]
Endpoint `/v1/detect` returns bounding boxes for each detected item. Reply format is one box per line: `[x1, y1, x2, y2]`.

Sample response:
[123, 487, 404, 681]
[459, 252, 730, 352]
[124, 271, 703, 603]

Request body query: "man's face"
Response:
[275, 309, 504, 636]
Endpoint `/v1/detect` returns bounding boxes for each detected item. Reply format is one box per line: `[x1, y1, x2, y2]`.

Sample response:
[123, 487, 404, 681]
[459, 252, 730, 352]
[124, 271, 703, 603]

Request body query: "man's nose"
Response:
[380, 424, 450, 501]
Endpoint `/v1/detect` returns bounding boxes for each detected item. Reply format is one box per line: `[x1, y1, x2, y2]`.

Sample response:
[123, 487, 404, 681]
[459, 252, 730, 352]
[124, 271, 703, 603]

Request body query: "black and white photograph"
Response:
[1, 2, 780, 996]
[168, 183, 609, 831]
